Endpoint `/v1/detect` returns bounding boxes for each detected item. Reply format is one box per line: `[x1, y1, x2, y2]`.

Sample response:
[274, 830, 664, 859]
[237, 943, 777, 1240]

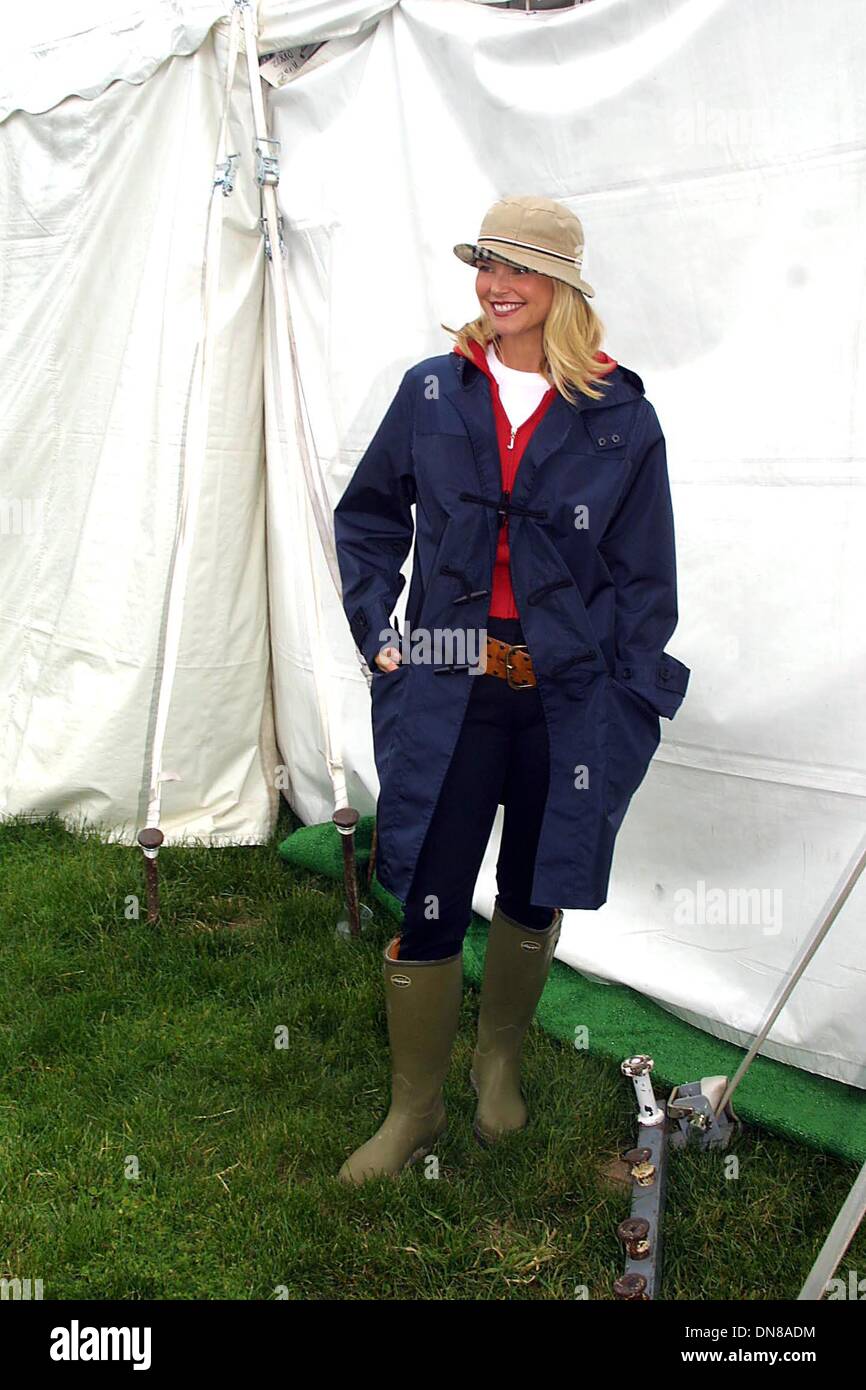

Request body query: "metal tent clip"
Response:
[257, 214, 284, 261]
[254, 136, 281, 187]
[213, 152, 240, 196]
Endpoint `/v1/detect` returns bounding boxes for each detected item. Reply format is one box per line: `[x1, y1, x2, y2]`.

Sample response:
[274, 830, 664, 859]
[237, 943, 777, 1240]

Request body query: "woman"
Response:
[333, 195, 690, 1186]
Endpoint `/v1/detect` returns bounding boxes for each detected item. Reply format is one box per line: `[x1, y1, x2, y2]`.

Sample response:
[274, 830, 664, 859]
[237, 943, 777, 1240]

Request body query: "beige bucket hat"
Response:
[454, 194, 595, 298]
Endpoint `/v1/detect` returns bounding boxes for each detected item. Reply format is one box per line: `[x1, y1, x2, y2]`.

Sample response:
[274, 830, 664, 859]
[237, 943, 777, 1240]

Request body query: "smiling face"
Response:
[474, 259, 555, 340]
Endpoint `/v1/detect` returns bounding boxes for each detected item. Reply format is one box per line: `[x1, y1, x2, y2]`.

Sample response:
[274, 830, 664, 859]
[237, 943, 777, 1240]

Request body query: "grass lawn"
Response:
[1, 810, 863, 1300]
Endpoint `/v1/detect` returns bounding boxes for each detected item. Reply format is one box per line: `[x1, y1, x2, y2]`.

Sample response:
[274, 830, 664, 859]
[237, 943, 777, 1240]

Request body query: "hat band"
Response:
[478, 234, 584, 269]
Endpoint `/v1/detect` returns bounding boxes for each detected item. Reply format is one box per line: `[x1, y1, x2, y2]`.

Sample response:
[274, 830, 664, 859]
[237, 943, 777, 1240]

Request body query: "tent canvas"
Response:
[2, 0, 865, 1090]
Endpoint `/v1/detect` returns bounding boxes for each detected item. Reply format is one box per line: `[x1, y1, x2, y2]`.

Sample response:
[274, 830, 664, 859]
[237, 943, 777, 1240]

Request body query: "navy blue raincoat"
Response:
[333, 347, 690, 909]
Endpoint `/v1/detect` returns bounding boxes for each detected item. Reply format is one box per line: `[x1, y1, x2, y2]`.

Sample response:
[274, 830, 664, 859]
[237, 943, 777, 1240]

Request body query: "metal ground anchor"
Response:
[615, 1053, 668, 1299]
[333, 807, 373, 940]
[136, 827, 165, 924]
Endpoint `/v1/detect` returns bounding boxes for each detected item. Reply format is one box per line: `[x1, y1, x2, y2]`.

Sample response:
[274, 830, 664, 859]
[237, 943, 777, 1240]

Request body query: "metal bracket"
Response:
[254, 137, 281, 187]
[213, 152, 240, 197]
[668, 1076, 740, 1151]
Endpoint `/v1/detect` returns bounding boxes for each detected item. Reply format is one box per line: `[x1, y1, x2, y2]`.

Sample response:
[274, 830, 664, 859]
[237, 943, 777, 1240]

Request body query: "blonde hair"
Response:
[441, 277, 612, 404]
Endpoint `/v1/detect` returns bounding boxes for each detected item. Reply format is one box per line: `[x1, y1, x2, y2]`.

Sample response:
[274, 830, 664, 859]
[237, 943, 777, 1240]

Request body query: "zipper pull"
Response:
[497, 489, 511, 526]
[507, 424, 516, 451]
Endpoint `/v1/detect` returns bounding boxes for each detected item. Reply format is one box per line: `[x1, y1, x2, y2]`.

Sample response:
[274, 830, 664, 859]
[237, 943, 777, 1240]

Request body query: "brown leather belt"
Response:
[483, 636, 537, 689]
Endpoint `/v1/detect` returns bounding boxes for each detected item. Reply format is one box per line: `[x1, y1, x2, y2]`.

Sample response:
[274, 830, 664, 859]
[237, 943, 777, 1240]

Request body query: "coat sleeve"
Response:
[333, 369, 417, 673]
[598, 402, 690, 719]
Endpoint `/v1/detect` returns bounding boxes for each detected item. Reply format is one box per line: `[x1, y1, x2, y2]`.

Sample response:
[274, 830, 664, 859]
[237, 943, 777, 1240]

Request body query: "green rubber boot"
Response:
[338, 936, 464, 1185]
[470, 900, 563, 1144]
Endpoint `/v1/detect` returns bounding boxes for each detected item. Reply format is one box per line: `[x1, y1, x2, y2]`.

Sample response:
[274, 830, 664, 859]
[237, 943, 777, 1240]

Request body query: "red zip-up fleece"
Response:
[453, 338, 618, 618]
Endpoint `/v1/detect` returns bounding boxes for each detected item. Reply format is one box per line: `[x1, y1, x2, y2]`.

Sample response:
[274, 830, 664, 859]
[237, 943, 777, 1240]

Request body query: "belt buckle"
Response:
[504, 642, 531, 689]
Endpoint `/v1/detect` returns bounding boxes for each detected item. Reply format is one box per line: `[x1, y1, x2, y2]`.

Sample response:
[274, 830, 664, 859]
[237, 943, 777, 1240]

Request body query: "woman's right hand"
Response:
[374, 646, 403, 673]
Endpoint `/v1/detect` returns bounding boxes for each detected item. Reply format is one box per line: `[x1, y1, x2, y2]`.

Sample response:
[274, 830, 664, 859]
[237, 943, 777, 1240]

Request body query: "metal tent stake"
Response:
[136, 827, 165, 923]
[333, 807, 361, 937]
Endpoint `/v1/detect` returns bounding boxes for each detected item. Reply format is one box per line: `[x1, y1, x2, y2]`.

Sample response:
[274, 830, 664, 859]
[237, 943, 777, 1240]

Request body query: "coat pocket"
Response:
[604, 674, 661, 830]
[612, 653, 690, 720]
[370, 661, 411, 787]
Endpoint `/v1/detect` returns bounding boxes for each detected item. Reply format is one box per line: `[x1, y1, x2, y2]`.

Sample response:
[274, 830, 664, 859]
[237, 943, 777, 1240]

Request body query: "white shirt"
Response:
[485, 341, 550, 431]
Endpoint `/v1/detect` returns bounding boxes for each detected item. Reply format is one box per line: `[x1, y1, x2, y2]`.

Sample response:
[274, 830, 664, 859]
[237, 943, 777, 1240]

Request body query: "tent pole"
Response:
[798, 1158, 866, 1300]
[714, 834, 866, 1119]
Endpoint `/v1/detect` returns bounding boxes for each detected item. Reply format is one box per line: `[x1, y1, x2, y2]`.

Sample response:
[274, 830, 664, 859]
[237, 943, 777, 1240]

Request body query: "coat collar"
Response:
[450, 338, 645, 413]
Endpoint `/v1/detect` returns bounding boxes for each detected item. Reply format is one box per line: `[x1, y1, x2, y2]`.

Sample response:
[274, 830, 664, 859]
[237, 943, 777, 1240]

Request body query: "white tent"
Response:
[2, 0, 865, 1089]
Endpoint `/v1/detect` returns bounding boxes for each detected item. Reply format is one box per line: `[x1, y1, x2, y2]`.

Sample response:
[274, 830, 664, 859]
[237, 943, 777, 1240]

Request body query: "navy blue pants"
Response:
[398, 616, 556, 961]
